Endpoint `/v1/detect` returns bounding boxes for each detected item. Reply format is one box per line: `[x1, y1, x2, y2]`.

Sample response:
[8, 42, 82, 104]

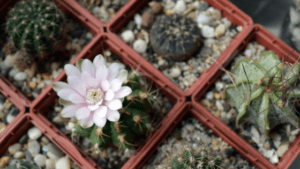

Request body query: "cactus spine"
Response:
[225, 50, 300, 138]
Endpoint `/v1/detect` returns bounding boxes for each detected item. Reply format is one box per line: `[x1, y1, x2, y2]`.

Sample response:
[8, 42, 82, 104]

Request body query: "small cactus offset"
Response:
[4, 160, 39, 169]
[225, 50, 300, 138]
[6, 0, 63, 58]
[169, 150, 221, 169]
[74, 70, 154, 150]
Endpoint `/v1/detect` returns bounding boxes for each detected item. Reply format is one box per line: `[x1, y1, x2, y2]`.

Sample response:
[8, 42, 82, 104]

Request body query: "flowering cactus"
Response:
[225, 50, 300, 138]
[53, 54, 154, 150]
[52, 54, 132, 128]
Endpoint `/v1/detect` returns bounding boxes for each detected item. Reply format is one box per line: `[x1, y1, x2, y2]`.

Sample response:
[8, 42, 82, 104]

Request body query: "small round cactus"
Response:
[169, 150, 221, 169]
[150, 14, 202, 61]
[6, 0, 63, 58]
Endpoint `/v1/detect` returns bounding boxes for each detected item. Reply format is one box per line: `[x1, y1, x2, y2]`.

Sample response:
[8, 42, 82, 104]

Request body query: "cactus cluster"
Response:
[6, 0, 63, 58]
[169, 150, 221, 169]
[4, 160, 39, 169]
[74, 70, 154, 150]
[225, 50, 300, 138]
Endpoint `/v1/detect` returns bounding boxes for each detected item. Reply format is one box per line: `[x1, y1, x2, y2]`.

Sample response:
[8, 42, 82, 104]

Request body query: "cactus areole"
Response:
[6, 0, 63, 57]
[225, 51, 300, 138]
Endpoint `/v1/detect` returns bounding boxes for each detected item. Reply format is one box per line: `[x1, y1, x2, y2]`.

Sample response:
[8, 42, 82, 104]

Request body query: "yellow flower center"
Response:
[86, 89, 103, 104]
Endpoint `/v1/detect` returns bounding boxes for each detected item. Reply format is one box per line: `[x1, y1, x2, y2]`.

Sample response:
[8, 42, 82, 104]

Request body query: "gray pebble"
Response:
[199, 2, 209, 11]
[28, 140, 40, 157]
[8, 143, 22, 155]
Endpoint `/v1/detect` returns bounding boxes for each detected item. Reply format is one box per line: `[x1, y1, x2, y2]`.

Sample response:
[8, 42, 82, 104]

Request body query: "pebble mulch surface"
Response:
[200, 41, 300, 164]
[0, 126, 79, 169]
[45, 51, 174, 169]
[118, 0, 242, 91]
[76, 0, 129, 23]
[143, 117, 256, 169]
[0, 8, 94, 101]
[0, 93, 20, 134]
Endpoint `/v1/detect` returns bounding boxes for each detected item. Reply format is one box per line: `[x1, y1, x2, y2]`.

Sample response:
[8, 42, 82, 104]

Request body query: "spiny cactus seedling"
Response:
[225, 50, 300, 138]
[74, 68, 154, 150]
[4, 160, 39, 169]
[169, 150, 221, 169]
[6, 0, 63, 58]
[150, 14, 202, 61]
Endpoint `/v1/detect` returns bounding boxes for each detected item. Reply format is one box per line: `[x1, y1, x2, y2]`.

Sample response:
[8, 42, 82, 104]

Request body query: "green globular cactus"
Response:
[6, 0, 63, 58]
[74, 70, 154, 150]
[4, 160, 39, 169]
[169, 150, 221, 169]
[225, 50, 300, 138]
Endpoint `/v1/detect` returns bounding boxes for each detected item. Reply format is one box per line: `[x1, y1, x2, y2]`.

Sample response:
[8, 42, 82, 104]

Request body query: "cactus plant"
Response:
[4, 160, 39, 169]
[150, 14, 202, 61]
[169, 150, 221, 169]
[225, 50, 300, 138]
[6, 0, 63, 58]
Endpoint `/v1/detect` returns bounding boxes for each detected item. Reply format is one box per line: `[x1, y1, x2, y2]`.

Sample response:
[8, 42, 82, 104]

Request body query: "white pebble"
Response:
[6, 113, 15, 124]
[4, 53, 18, 67]
[221, 18, 231, 28]
[14, 72, 27, 81]
[47, 151, 60, 160]
[158, 59, 166, 67]
[215, 24, 226, 37]
[169, 68, 181, 78]
[14, 151, 25, 159]
[28, 127, 43, 140]
[277, 144, 289, 157]
[8, 69, 19, 78]
[66, 122, 75, 131]
[55, 156, 71, 169]
[121, 30, 135, 43]
[215, 100, 224, 111]
[53, 115, 63, 124]
[201, 25, 215, 38]
[205, 91, 214, 100]
[8, 143, 21, 155]
[28, 140, 41, 157]
[46, 159, 55, 169]
[215, 82, 224, 91]
[270, 153, 279, 164]
[196, 14, 211, 24]
[34, 154, 47, 167]
[133, 39, 147, 54]
[86, 32, 93, 39]
[134, 14, 142, 28]
[173, 0, 186, 14]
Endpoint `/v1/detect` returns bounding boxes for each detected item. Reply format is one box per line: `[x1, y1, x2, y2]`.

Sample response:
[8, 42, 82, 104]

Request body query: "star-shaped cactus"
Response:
[225, 50, 300, 138]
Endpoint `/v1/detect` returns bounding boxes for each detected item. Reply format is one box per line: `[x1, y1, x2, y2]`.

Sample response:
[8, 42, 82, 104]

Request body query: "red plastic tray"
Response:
[192, 24, 300, 169]
[106, 0, 253, 97]
[0, 0, 101, 107]
[0, 113, 95, 168]
[30, 34, 185, 169]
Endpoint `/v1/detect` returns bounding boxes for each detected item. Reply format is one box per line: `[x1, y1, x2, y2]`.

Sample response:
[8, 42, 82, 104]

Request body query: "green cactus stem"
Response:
[74, 70, 154, 150]
[225, 50, 300, 138]
[6, 0, 63, 57]
[4, 160, 39, 169]
[169, 150, 221, 169]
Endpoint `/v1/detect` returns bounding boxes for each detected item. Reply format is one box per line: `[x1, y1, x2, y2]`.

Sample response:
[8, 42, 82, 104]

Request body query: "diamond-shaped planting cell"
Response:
[30, 34, 185, 169]
[192, 24, 300, 169]
[107, 0, 253, 97]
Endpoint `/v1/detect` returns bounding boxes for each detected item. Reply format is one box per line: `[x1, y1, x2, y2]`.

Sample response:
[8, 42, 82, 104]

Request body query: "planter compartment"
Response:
[107, 0, 253, 96]
[192, 24, 300, 169]
[0, 0, 97, 106]
[31, 34, 185, 169]
[0, 113, 85, 168]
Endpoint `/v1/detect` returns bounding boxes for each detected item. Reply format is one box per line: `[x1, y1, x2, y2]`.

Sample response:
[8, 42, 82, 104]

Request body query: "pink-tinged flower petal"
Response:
[95, 65, 108, 82]
[106, 99, 122, 110]
[105, 89, 114, 101]
[76, 106, 91, 120]
[69, 93, 85, 104]
[116, 69, 128, 83]
[80, 113, 94, 128]
[61, 104, 84, 118]
[94, 106, 107, 118]
[67, 76, 86, 96]
[57, 88, 77, 101]
[65, 64, 81, 78]
[81, 71, 99, 89]
[107, 63, 120, 82]
[93, 54, 105, 70]
[76, 59, 84, 71]
[93, 115, 107, 128]
[114, 86, 132, 98]
[88, 104, 100, 111]
[109, 79, 122, 92]
[52, 81, 70, 92]
[101, 80, 110, 91]
[82, 59, 95, 77]
[106, 109, 120, 122]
